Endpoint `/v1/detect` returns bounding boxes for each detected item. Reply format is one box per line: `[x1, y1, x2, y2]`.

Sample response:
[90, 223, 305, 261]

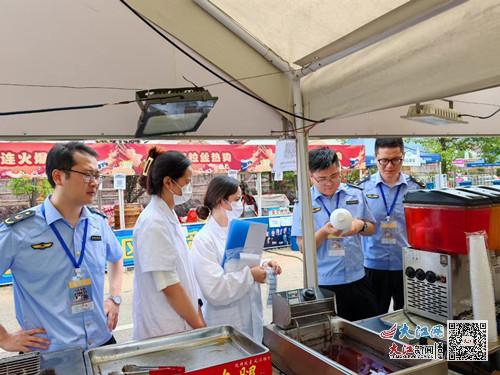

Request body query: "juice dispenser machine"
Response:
[403, 189, 494, 323]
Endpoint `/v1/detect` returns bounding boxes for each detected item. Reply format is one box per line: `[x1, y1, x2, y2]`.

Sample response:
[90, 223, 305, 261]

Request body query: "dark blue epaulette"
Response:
[354, 175, 371, 187]
[3, 209, 36, 226]
[347, 183, 364, 190]
[407, 175, 426, 188]
[87, 206, 107, 219]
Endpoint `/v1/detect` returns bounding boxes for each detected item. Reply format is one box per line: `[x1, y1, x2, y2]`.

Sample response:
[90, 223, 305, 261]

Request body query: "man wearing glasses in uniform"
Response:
[292, 147, 378, 321]
[0, 142, 123, 353]
[358, 138, 425, 315]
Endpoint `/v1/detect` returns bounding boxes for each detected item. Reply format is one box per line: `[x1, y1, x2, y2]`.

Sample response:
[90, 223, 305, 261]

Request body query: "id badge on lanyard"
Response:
[380, 216, 398, 245]
[42, 205, 94, 314]
[68, 268, 94, 314]
[321, 194, 345, 257]
[327, 236, 345, 257]
[378, 184, 402, 246]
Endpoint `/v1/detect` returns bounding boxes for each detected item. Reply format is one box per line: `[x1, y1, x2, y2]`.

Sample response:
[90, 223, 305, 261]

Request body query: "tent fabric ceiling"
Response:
[0, 0, 284, 139]
[301, 0, 500, 120]
[0, 0, 499, 139]
[310, 86, 500, 137]
[132, 0, 500, 135]
[208, 0, 409, 67]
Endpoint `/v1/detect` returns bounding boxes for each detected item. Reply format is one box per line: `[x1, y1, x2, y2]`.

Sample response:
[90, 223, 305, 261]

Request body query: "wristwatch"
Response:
[359, 220, 368, 233]
[108, 295, 122, 306]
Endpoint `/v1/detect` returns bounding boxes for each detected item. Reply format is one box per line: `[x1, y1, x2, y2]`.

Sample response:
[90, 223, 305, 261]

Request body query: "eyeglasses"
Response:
[313, 173, 341, 185]
[377, 158, 404, 166]
[65, 169, 103, 183]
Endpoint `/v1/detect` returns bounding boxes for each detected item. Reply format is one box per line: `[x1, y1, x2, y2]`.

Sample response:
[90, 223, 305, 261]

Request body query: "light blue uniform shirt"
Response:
[359, 172, 423, 270]
[0, 197, 123, 352]
[291, 184, 375, 285]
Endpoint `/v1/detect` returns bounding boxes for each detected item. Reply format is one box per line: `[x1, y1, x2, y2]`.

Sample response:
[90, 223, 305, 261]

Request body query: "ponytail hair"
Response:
[196, 175, 239, 220]
[196, 205, 211, 221]
[140, 147, 191, 196]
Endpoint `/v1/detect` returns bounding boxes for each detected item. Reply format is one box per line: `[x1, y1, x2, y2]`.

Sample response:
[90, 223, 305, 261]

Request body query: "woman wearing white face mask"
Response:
[191, 176, 281, 342]
[132, 148, 205, 340]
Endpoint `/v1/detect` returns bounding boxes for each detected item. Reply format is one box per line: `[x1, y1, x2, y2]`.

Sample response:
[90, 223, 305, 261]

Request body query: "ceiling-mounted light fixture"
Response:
[135, 87, 218, 138]
[401, 101, 467, 125]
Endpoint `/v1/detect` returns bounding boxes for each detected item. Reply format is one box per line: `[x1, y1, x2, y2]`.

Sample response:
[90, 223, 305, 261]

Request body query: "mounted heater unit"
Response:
[401, 102, 468, 125]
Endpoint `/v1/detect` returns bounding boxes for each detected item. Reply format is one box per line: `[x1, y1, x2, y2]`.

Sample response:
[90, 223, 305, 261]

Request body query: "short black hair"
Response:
[308, 147, 339, 173]
[140, 147, 191, 196]
[375, 138, 404, 155]
[46, 142, 98, 188]
[197, 175, 240, 220]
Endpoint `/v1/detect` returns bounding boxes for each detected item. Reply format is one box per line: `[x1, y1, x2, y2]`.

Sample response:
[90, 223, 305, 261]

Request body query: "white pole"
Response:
[293, 79, 318, 288]
[118, 189, 125, 230]
[97, 180, 103, 211]
[256, 172, 263, 217]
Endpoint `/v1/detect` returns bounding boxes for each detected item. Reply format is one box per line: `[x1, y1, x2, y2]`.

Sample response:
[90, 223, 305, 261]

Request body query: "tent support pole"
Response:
[293, 79, 318, 288]
[256, 172, 263, 216]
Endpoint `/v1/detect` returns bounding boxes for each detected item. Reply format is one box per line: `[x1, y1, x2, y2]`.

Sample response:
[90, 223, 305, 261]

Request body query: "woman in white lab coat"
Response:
[132, 148, 205, 340]
[192, 176, 281, 342]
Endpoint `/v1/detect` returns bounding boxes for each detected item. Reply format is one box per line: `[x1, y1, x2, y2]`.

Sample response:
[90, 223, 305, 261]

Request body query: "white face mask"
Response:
[172, 181, 192, 206]
[225, 199, 243, 220]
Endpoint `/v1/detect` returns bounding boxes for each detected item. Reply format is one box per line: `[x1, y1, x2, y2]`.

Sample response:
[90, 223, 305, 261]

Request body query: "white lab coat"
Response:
[132, 195, 199, 340]
[191, 217, 264, 342]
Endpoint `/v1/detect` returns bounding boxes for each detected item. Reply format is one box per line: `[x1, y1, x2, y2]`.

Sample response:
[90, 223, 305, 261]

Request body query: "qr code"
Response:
[447, 320, 488, 361]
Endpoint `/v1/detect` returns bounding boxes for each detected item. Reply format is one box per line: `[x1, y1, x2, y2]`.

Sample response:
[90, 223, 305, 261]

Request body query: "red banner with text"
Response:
[0, 143, 365, 178]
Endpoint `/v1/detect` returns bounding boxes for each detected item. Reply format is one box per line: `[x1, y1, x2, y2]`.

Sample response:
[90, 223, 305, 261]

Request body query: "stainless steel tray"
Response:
[264, 317, 447, 375]
[85, 326, 268, 375]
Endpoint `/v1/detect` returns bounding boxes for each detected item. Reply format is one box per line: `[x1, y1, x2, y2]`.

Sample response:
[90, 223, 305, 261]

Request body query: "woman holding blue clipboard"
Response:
[192, 176, 281, 342]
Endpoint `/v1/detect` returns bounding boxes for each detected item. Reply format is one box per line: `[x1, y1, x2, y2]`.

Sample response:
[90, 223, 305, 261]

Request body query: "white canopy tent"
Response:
[0, 0, 499, 138]
[1, 0, 499, 285]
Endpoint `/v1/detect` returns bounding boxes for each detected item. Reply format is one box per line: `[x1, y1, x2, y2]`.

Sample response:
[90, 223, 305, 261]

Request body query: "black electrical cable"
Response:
[118, 0, 324, 125]
[0, 69, 296, 92]
[460, 107, 500, 120]
[441, 97, 500, 107]
[0, 103, 106, 116]
[265, 249, 303, 261]
[402, 309, 419, 328]
[0, 82, 144, 91]
[0, 96, 172, 117]
[0, 3, 324, 126]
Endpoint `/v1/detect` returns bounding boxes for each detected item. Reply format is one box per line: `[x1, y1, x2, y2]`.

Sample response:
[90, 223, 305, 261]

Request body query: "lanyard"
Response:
[41, 204, 88, 271]
[378, 184, 402, 220]
[318, 192, 341, 217]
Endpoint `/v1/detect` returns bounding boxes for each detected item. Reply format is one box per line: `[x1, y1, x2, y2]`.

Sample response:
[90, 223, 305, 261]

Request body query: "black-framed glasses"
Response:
[313, 172, 341, 185]
[377, 158, 404, 166]
[64, 169, 103, 183]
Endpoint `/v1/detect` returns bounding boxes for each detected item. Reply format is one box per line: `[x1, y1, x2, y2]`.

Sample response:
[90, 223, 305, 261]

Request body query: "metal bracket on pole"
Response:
[293, 79, 318, 288]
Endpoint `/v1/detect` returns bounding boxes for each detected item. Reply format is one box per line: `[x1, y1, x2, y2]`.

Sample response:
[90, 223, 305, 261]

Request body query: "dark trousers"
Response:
[319, 277, 378, 321]
[101, 335, 116, 347]
[365, 267, 404, 315]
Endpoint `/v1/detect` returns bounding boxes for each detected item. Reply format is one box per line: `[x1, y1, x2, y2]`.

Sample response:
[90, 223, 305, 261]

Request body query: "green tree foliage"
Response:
[410, 137, 500, 174]
[268, 171, 297, 203]
[125, 175, 145, 203]
[8, 178, 53, 207]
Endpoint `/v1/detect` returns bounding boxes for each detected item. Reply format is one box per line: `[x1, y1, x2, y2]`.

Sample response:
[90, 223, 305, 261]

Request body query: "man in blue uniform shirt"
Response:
[0, 142, 124, 353]
[291, 147, 378, 321]
[358, 138, 424, 314]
